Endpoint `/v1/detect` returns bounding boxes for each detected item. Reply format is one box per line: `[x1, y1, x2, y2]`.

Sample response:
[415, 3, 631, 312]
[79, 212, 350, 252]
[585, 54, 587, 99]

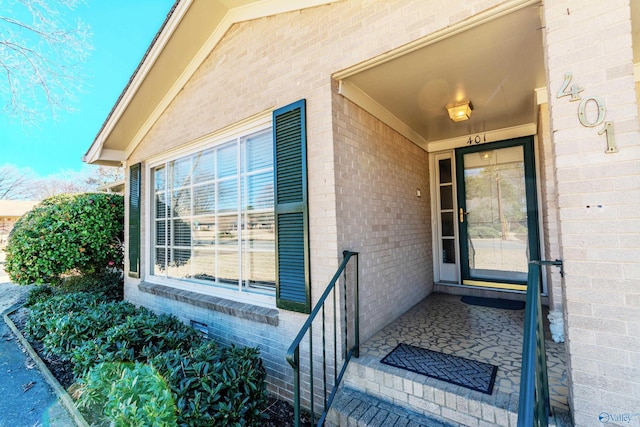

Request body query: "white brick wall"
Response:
[126, 0, 489, 404]
[332, 91, 433, 343]
[117, 0, 640, 421]
[537, 104, 564, 312]
[543, 1, 640, 425]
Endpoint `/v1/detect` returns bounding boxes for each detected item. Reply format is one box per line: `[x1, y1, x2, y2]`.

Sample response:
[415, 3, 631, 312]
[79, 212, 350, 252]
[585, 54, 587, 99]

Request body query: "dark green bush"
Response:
[25, 292, 102, 341]
[25, 288, 269, 426]
[72, 309, 202, 377]
[59, 270, 124, 302]
[24, 269, 123, 310]
[43, 301, 139, 361]
[5, 193, 124, 285]
[151, 342, 268, 427]
[24, 285, 55, 307]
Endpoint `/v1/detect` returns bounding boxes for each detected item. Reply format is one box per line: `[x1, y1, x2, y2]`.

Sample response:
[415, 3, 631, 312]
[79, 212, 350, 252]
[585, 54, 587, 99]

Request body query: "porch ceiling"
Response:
[339, 4, 547, 145]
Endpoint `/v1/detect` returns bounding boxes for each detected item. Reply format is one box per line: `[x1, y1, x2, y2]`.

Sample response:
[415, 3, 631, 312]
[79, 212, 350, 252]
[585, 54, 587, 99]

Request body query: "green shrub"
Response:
[4, 193, 124, 285]
[72, 309, 202, 377]
[151, 342, 268, 426]
[43, 301, 139, 361]
[24, 285, 55, 307]
[76, 362, 177, 427]
[60, 270, 124, 301]
[24, 286, 268, 426]
[25, 292, 102, 341]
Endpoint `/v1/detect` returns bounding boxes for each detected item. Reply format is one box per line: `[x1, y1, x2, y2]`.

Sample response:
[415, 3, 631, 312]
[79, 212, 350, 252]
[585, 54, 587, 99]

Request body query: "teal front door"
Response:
[455, 137, 540, 291]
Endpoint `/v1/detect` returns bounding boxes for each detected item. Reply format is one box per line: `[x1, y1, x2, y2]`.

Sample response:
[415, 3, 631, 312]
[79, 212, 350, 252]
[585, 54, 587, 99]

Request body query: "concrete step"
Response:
[325, 387, 460, 427]
[338, 354, 573, 427]
[342, 353, 516, 426]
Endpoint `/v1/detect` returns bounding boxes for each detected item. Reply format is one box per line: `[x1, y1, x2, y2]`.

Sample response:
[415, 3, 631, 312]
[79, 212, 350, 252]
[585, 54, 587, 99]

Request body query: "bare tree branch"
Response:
[0, 0, 92, 123]
[0, 164, 37, 199]
[0, 163, 125, 200]
[28, 165, 123, 199]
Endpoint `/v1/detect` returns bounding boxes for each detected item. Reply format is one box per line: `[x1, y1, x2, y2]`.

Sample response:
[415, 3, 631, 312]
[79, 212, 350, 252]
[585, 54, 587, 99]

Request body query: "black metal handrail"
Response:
[286, 250, 359, 426]
[518, 259, 562, 427]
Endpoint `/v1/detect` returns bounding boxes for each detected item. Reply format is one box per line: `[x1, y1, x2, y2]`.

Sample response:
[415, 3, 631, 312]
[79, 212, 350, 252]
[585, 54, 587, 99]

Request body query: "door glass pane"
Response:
[463, 146, 528, 282]
[442, 239, 456, 264]
[439, 185, 453, 210]
[441, 212, 454, 236]
[439, 158, 452, 183]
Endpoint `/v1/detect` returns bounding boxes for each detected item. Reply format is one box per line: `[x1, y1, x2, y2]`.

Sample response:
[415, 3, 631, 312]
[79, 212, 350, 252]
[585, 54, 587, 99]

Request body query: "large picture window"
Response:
[151, 128, 275, 295]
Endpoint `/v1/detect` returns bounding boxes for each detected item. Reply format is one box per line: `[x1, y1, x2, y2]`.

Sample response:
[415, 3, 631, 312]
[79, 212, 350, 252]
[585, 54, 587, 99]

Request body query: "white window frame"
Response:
[143, 112, 276, 307]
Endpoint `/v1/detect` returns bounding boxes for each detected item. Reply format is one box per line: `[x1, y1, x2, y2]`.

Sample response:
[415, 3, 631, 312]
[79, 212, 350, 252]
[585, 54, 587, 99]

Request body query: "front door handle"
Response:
[459, 208, 468, 223]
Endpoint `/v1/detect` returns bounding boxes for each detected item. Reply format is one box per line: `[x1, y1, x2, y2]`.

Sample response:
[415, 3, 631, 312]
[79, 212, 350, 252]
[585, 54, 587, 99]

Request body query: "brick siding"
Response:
[542, 0, 640, 424]
[332, 90, 433, 343]
[117, 0, 640, 422]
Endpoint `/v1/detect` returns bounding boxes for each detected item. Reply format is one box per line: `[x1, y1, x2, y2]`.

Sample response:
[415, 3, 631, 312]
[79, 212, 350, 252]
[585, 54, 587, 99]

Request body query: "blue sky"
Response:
[0, 1, 175, 177]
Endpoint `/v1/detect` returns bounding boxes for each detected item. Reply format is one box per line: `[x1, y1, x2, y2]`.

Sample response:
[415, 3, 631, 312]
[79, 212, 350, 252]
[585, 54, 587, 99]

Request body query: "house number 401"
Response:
[557, 72, 618, 153]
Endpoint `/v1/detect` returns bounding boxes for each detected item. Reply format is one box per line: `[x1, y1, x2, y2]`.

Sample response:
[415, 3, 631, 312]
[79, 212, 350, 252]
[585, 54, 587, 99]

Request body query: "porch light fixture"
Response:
[446, 100, 473, 122]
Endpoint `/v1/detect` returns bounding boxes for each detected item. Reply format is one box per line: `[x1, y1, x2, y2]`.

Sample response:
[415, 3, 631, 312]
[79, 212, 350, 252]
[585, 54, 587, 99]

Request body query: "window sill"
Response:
[138, 282, 279, 326]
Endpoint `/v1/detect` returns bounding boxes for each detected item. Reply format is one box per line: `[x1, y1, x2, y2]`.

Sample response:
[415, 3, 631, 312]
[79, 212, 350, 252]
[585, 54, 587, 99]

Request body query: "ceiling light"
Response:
[479, 151, 492, 161]
[446, 101, 473, 122]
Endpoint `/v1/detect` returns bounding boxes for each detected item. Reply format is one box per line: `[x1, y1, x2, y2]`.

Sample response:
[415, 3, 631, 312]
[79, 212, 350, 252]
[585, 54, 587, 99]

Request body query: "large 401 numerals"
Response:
[557, 71, 617, 153]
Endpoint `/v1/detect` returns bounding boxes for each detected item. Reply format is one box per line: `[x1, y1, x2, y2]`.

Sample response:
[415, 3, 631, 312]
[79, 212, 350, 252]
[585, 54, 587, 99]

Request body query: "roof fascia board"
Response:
[81, 146, 126, 166]
[107, 0, 337, 162]
[82, 134, 105, 164]
[97, 149, 127, 164]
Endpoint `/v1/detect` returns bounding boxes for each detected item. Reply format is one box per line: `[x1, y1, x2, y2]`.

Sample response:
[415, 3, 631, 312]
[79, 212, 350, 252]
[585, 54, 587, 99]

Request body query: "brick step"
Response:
[338, 354, 573, 427]
[325, 387, 459, 427]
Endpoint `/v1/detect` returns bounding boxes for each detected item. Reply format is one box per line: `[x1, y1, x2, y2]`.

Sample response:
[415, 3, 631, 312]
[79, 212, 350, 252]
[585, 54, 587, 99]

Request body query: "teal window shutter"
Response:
[274, 99, 310, 313]
[129, 163, 141, 278]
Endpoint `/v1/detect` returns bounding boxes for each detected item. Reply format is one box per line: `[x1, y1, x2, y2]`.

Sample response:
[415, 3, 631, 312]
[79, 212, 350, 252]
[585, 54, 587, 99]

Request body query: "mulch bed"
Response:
[8, 307, 311, 427]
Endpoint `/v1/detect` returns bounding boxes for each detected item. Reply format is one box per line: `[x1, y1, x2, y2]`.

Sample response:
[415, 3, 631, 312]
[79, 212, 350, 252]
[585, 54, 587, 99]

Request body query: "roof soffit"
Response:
[85, 0, 339, 165]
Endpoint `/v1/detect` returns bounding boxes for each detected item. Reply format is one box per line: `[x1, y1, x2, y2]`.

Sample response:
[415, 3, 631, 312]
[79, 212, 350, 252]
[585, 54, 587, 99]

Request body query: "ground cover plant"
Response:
[5, 191, 292, 425]
[24, 286, 270, 426]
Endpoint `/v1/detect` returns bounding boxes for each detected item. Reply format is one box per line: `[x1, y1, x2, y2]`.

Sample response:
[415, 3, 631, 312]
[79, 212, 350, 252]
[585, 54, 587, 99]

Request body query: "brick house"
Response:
[84, 1, 640, 425]
[0, 200, 38, 245]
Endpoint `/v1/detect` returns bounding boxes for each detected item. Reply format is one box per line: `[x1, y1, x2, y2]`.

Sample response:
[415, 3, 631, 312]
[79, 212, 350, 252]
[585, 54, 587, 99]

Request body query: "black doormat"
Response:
[380, 343, 498, 395]
[461, 296, 525, 310]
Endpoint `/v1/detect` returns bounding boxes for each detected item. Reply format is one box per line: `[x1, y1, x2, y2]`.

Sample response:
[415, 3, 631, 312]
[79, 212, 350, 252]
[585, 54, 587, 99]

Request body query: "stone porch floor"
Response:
[360, 292, 569, 412]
